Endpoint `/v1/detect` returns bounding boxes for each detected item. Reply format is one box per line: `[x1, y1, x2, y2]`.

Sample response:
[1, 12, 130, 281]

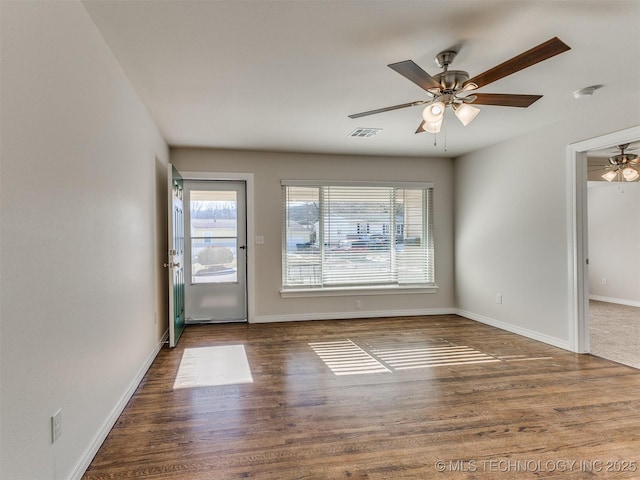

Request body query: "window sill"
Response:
[280, 285, 438, 298]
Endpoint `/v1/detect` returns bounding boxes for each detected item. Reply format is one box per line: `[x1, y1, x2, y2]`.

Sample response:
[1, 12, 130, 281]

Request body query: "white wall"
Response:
[172, 148, 455, 320]
[0, 2, 169, 479]
[588, 182, 640, 306]
[454, 93, 640, 349]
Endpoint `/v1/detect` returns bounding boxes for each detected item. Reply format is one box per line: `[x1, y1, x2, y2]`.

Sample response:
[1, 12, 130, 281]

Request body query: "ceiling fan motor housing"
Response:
[609, 144, 639, 166]
[609, 154, 638, 166]
[433, 50, 469, 93]
[433, 70, 470, 93]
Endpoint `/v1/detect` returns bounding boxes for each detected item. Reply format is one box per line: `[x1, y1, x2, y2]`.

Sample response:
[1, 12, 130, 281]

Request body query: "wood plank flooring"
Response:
[83, 316, 640, 479]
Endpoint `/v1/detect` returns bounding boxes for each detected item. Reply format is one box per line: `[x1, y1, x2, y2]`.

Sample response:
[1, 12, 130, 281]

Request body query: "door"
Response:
[184, 181, 247, 322]
[166, 164, 185, 347]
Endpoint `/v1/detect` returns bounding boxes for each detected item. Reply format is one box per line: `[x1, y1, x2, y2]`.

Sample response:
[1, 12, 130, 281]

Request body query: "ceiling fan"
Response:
[591, 144, 640, 182]
[348, 37, 571, 134]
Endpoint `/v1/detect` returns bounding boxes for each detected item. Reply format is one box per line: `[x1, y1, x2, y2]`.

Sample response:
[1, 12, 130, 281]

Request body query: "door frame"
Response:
[179, 171, 255, 323]
[567, 125, 640, 353]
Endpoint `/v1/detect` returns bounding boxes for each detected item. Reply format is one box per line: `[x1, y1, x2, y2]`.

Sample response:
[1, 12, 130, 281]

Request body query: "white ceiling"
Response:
[83, 0, 640, 158]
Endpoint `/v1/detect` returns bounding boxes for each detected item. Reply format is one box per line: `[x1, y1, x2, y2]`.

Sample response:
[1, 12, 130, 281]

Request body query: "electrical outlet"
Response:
[355, 300, 362, 310]
[496, 294, 503, 304]
[601, 277, 607, 285]
[51, 409, 62, 443]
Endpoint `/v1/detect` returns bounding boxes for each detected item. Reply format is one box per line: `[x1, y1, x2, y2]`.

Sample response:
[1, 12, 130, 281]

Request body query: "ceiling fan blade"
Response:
[469, 93, 542, 108]
[388, 60, 442, 92]
[348, 100, 427, 119]
[415, 121, 426, 134]
[465, 37, 570, 89]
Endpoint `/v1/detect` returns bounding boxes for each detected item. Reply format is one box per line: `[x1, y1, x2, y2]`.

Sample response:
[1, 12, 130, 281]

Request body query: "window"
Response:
[282, 181, 434, 292]
[189, 190, 238, 284]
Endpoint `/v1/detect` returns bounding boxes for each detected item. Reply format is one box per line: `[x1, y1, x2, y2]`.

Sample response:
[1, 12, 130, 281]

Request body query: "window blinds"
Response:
[282, 182, 434, 289]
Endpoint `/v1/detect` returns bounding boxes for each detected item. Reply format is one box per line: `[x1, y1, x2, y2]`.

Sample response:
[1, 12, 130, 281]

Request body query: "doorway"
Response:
[568, 125, 640, 354]
[184, 180, 248, 323]
[586, 146, 640, 368]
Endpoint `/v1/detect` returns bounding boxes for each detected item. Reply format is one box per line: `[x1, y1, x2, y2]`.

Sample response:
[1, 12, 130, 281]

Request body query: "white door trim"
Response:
[567, 125, 640, 353]
[180, 171, 256, 323]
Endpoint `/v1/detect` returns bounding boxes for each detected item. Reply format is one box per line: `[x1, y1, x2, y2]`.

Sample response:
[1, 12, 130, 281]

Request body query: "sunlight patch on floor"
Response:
[310, 339, 554, 375]
[372, 345, 501, 369]
[309, 339, 391, 375]
[497, 355, 554, 362]
[173, 345, 253, 389]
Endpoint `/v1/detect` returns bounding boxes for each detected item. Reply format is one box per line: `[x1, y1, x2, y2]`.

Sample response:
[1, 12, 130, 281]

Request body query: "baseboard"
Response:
[68, 329, 169, 480]
[457, 310, 571, 351]
[253, 308, 458, 323]
[589, 295, 640, 308]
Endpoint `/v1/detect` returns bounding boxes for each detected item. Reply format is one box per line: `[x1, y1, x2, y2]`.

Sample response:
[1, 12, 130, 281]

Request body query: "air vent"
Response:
[349, 128, 382, 138]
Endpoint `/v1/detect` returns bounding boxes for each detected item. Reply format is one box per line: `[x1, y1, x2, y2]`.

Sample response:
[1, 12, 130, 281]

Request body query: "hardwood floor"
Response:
[83, 316, 640, 479]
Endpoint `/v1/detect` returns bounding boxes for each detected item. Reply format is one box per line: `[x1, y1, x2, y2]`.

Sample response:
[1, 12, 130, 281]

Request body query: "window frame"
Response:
[280, 180, 438, 297]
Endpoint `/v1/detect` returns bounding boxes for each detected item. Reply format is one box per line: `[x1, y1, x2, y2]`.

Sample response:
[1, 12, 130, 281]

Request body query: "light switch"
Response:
[255, 236, 265, 245]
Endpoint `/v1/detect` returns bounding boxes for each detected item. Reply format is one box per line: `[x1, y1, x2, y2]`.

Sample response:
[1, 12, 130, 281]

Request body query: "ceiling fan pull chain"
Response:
[444, 116, 448, 152]
[618, 175, 625, 194]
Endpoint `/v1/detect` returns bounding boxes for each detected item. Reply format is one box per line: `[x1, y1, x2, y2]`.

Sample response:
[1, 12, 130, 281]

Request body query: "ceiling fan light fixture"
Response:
[422, 118, 443, 134]
[422, 101, 445, 123]
[601, 170, 618, 182]
[453, 103, 480, 126]
[622, 166, 639, 181]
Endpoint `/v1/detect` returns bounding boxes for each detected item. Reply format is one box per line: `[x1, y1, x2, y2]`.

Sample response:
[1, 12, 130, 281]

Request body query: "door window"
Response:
[189, 190, 238, 284]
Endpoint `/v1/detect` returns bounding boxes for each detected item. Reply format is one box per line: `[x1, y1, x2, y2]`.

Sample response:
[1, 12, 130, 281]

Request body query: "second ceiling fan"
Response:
[349, 37, 571, 134]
